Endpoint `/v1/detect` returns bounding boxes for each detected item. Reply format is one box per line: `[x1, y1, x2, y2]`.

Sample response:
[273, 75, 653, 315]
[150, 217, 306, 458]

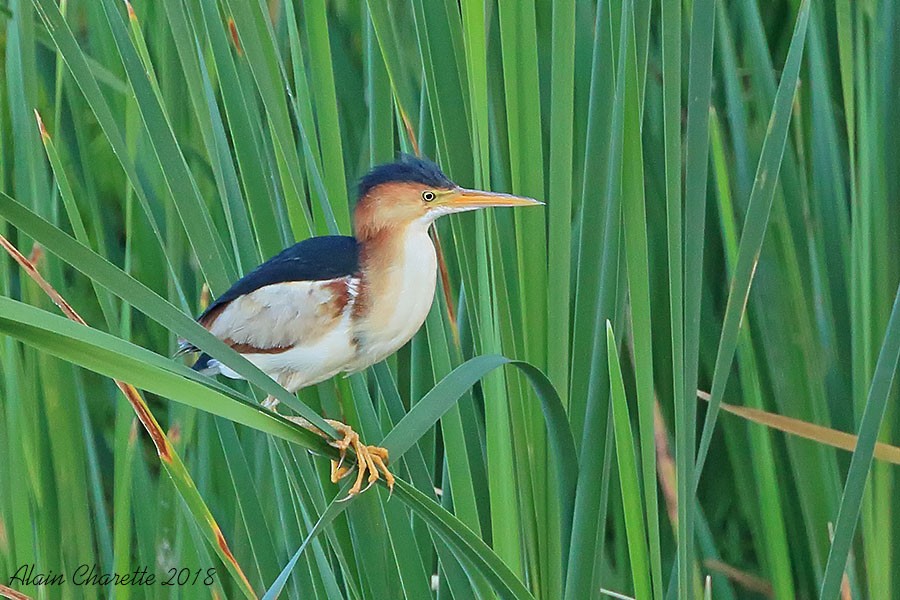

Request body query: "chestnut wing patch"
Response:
[204, 277, 357, 353]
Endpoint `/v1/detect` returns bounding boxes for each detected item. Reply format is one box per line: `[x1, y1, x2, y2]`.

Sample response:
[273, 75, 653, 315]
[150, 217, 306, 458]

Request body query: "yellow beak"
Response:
[441, 188, 543, 211]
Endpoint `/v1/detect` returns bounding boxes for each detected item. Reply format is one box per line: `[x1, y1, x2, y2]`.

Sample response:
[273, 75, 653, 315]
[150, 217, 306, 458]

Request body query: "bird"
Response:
[181, 155, 542, 495]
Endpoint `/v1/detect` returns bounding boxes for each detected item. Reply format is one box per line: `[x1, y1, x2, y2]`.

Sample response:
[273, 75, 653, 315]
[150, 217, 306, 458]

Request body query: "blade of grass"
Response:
[619, 0, 662, 595]
[0, 238, 257, 599]
[820, 279, 900, 598]
[381, 355, 577, 546]
[546, 0, 575, 407]
[680, 0, 718, 588]
[34, 111, 118, 330]
[0, 190, 336, 435]
[711, 110, 795, 599]
[0, 297, 326, 451]
[392, 478, 535, 600]
[606, 322, 652, 600]
[565, 2, 627, 595]
[659, 0, 683, 588]
[496, 0, 547, 370]
[298, 0, 351, 233]
[262, 488, 350, 600]
[97, 0, 237, 289]
[698, 392, 900, 465]
[693, 0, 811, 485]
[276, 462, 540, 600]
[545, 2, 576, 585]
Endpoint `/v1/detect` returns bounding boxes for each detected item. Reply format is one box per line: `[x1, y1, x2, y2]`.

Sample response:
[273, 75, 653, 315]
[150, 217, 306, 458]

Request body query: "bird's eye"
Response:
[422, 191, 436, 202]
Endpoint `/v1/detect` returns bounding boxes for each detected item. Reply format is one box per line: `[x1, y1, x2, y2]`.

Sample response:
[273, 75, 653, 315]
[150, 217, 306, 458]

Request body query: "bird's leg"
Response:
[283, 416, 394, 497]
[261, 396, 280, 412]
[260, 396, 349, 483]
[261, 397, 346, 480]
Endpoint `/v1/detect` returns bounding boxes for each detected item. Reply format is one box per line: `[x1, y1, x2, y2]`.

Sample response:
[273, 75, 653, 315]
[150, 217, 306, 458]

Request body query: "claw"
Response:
[369, 452, 395, 498]
[283, 415, 394, 497]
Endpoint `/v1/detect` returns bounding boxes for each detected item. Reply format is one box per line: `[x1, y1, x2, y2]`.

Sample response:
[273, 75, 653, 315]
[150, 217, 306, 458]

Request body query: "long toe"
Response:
[285, 416, 394, 497]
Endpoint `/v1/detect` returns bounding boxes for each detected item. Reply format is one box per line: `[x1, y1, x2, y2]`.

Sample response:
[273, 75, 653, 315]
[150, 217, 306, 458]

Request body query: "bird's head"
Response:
[354, 155, 541, 240]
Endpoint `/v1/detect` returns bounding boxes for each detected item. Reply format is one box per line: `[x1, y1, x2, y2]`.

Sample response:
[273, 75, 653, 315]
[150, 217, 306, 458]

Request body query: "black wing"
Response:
[197, 235, 360, 322]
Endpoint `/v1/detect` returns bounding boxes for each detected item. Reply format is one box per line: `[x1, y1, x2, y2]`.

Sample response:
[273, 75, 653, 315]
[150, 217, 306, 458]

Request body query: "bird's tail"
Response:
[177, 339, 244, 379]
[191, 352, 243, 379]
[191, 352, 219, 375]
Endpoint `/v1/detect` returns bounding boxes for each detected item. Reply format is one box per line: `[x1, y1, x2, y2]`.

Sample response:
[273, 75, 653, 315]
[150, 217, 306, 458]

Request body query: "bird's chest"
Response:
[351, 230, 437, 365]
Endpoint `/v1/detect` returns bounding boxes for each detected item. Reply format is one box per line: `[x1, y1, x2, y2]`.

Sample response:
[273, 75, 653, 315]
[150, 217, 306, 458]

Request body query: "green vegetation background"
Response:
[0, 0, 898, 598]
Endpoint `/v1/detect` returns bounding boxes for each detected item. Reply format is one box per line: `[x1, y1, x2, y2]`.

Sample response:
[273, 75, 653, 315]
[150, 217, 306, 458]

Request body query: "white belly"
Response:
[216, 226, 438, 390]
[349, 227, 437, 369]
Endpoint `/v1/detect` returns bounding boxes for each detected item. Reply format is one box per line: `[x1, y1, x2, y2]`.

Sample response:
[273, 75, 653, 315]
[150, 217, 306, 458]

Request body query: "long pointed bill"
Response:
[443, 188, 543, 212]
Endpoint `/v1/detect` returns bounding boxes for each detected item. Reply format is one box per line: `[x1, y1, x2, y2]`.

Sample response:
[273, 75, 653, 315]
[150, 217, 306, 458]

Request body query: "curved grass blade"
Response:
[0, 238, 257, 599]
[271, 473, 538, 600]
[266, 354, 575, 599]
[272, 353, 575, 600]
[380, 354, 577, 551]
[0, 297, 326, 453]
[0, 191, 337, 437]
[391, 479, 535, 600]
[271, 356, 486, 600]
[0, 271, 561, 600]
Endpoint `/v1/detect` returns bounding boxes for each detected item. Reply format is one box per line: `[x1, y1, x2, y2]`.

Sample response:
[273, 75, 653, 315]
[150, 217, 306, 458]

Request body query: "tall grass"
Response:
[1, 0, 898, 598]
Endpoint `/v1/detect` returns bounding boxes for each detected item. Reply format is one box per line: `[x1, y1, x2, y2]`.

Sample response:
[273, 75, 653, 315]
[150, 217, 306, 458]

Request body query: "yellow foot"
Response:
[284, 416, 394, 497]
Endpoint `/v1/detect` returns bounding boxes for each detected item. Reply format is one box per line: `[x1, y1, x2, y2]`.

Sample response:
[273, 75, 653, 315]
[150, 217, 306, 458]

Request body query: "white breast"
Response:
[350, 224, 437, 369]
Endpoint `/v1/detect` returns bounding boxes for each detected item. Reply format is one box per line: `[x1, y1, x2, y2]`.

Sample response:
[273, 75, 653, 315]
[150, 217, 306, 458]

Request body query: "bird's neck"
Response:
[355, 217, 435, 274]
[352, 219, 438, 347]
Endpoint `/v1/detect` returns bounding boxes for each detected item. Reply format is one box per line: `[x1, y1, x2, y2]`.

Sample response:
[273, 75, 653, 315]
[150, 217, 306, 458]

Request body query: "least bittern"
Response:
[181, 155, 541, 495]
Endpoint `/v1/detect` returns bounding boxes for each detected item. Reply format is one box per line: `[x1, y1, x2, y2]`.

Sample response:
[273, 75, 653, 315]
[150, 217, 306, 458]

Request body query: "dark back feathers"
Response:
[197, 235, 359, 321]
